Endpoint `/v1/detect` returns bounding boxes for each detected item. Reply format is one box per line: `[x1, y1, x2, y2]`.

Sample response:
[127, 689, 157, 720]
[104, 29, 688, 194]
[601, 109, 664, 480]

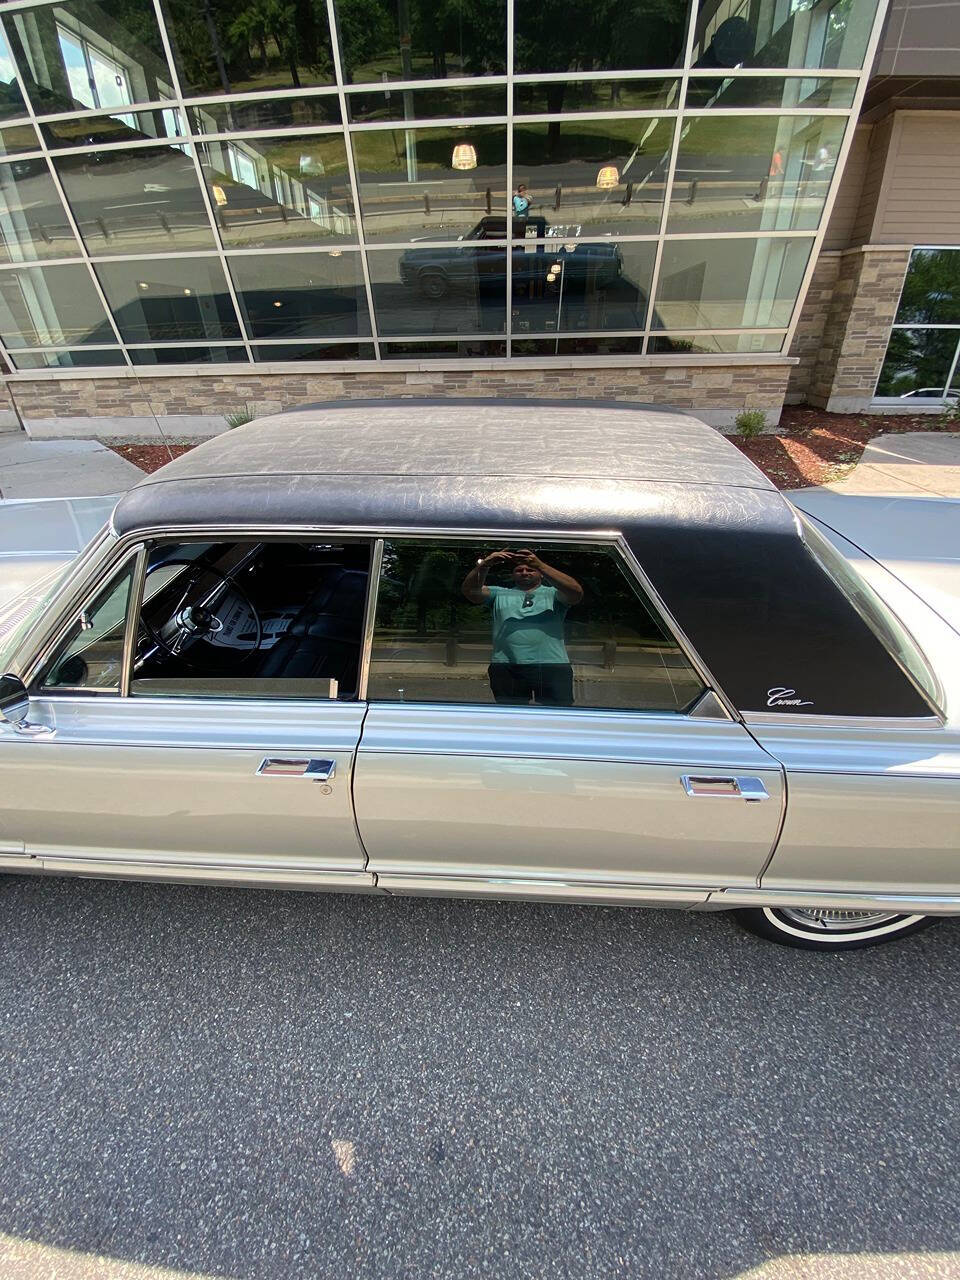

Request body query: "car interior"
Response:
[131, 540, 372, 698]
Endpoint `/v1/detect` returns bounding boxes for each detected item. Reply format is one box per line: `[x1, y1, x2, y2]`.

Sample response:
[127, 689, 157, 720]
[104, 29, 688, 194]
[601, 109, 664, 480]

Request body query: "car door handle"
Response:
[257, 757, 336, 782]
[681, 775, 769, 802]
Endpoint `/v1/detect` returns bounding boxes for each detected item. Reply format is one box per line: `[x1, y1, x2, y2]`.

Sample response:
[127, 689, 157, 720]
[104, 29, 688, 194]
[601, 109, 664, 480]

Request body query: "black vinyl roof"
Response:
[112, 399, 780, 537]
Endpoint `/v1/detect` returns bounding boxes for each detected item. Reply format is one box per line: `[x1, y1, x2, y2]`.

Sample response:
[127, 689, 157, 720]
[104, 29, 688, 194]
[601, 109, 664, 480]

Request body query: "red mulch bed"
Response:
[732, 407, 959, 489]
[107, 407, 959, 490]
[109, 442, 195, 473]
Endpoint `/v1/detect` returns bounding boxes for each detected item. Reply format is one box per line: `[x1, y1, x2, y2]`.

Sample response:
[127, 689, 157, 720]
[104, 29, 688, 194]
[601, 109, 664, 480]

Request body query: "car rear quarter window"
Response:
[368, 539, 706, 712]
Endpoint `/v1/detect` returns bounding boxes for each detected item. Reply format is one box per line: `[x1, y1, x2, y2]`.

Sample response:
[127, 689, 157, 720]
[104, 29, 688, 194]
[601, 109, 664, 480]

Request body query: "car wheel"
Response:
[734, 906, 934, 952]
[418, 272, 448, 299]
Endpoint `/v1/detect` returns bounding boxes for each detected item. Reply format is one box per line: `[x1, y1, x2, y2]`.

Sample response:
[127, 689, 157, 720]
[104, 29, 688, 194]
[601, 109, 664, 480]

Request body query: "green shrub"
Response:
[734, 409, 767, 438]
[224, 404, 254, 429]
[937, 399, 960, 429]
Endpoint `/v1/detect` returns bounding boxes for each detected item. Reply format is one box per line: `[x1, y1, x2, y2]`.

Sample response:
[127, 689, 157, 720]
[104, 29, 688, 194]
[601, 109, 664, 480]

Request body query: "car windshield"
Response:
[0, 561, 75, 673]
[798, 513, 944, 717]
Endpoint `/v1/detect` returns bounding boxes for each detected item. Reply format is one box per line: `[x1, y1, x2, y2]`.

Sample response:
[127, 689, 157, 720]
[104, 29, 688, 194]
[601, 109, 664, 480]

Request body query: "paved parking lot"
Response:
[1, 875, 958, 1279]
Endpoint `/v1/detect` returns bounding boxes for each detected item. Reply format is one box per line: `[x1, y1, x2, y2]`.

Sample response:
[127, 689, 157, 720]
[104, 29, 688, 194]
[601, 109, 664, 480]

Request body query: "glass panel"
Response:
[199, 134, 356, 249]
[95, 258, 241, 342]
[131, 540, 372, 700]
[40, 557, 134, 693]
[3, 1, 174, 116]
[894, 248, 960, 326]
[160, 0, 334, 98]
[253, 342, 375, 360]
[347, 85, 507, 124]
[41, 106, 184, 149]
[690, 0, 879, 70]
[228, 252, 371, 338]
[10, 346, 124, 368]
[668, 115, 845, 234]
[352, 125, 507, 243]
[0, 123, 39, 155]
[0, 26, 28, 123]
[0, 159, 79, 263]
[370, 245, 506, 336]
[652, 237, 813, 329]
[512, 337, 644, 354]
[515, 0, 691, 73]
[369, 539, 705, 712]
[515, 79, 680, 113]
[875, 329, 959, 398]
[649, 331, 785, 353]
[685, 75, 857, 109]
[380, 339, 507, 357]
[55, 145, 215, 255]
[510, 239, 654, 334]
[189, 96, 341, 134]
[129, 345, 248, 365]
[511, 118, 674, 236]
[0, 263, 112, 346]
[335, 0, 505, 83]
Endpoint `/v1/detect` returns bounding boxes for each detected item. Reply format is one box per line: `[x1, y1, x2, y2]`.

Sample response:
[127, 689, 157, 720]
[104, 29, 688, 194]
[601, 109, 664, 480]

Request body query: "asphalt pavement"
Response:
[1, 876, 958, 1279]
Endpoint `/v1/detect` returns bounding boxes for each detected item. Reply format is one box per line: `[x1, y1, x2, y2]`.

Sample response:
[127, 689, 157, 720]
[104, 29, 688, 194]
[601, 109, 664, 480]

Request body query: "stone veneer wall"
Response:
[805, 246, 911, 412]
[785, 252, 842, 404]
[7, 361, 793, 438]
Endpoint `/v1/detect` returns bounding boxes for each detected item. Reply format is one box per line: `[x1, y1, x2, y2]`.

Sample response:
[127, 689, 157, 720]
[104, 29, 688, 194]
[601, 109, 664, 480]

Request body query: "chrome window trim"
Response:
[120, 544, 148, 697]
[357, 538, 383, 702]
[743, 710, 945, 730]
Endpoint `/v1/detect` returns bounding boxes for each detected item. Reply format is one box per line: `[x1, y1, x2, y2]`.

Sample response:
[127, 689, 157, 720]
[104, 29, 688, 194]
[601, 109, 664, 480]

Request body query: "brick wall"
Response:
[8, 362, 794, 436]
[785, 252, 842, 403]
[805, 246, 910, 412]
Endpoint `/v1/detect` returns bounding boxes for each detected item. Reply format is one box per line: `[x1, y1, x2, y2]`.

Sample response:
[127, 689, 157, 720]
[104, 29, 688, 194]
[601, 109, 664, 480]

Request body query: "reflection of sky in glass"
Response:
[0, 32, 16, 87]
[58, 30, 93, 108]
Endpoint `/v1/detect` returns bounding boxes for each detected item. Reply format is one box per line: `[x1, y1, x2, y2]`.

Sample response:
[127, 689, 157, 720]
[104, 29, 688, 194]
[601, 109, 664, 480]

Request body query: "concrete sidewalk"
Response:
[0, 435, 142, 499]
[828, 431, 960, 498]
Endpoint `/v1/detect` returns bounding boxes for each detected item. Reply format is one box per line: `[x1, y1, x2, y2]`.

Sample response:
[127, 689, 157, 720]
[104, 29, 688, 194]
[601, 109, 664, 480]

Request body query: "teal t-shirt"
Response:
[485, 585, 570, 665]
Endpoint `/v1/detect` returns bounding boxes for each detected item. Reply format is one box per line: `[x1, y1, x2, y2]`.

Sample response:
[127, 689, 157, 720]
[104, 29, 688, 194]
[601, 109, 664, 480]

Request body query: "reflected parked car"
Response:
[1, 399, 959, 953]
[398, 216, 622, 299]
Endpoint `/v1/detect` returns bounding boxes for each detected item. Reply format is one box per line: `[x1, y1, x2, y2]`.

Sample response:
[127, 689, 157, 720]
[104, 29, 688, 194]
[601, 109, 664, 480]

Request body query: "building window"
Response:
[876, 249, 960, 402]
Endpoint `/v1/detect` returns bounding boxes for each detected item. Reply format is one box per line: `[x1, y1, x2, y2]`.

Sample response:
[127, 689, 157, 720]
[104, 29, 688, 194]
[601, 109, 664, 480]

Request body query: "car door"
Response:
[0, 535, 374, 889]
[352, 535, 784, 904]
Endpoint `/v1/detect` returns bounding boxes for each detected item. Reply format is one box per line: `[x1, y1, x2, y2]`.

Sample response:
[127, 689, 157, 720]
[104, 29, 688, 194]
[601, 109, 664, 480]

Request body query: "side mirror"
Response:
[0, 673, 52, 737]
[0, 673, 29, 725]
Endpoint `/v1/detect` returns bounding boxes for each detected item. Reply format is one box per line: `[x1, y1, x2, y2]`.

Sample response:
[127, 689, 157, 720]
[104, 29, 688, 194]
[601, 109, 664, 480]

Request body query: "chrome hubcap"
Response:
[779, 907, 901, 933]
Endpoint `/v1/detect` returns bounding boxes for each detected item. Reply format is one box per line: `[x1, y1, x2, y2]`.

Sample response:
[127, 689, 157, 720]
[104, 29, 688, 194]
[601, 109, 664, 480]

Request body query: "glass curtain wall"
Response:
[0, 0, 882, 370]
[876, 248, 960, 402]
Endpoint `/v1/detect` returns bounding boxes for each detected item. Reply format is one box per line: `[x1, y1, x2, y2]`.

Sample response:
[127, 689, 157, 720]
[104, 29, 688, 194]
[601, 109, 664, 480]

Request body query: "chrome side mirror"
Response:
[0, 673, 52, 737]
[0, 673, 29, 725]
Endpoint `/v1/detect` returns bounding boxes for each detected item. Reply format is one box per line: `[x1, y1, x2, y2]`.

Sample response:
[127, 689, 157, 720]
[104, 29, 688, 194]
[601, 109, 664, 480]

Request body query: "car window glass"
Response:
[368, 540, 706, 712]
[39, 558, 136, 693]
[130, 539, 372, 699]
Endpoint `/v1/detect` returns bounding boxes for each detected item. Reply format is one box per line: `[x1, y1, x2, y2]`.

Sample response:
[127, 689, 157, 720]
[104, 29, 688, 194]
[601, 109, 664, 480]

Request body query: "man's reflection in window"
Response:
[462, 549, 583, 705]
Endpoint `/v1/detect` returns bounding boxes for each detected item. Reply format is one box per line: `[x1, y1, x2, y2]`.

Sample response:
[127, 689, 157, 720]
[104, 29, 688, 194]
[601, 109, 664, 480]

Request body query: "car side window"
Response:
[129, 539, 373, 699]
[368, 539, 706, 712]
[39, 557, 136, 694]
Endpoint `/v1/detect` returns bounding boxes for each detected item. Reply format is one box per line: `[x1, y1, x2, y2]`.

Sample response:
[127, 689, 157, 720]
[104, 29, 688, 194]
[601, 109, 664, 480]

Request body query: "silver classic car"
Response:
[1, 400, 958, 952]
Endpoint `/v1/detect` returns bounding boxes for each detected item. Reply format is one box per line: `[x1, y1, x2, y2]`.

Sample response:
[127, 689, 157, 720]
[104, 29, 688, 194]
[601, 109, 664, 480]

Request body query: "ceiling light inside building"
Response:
[596, 165, 619, 189]
[451, 143, 477, 170]
[212, 184, 228, 206]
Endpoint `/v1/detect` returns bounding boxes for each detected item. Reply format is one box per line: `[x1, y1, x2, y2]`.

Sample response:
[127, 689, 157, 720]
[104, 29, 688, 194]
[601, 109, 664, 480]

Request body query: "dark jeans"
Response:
[488, 662, 574, 706]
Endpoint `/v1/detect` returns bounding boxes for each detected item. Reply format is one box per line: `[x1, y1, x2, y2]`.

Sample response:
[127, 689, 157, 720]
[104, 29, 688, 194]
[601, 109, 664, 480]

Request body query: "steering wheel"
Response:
[139, 558, 264, 671]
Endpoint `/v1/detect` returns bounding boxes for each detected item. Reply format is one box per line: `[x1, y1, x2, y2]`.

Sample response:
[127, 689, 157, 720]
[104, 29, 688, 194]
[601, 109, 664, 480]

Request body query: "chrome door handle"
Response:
[257, 757, 336, 782]
[681, 775, 769, 802]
